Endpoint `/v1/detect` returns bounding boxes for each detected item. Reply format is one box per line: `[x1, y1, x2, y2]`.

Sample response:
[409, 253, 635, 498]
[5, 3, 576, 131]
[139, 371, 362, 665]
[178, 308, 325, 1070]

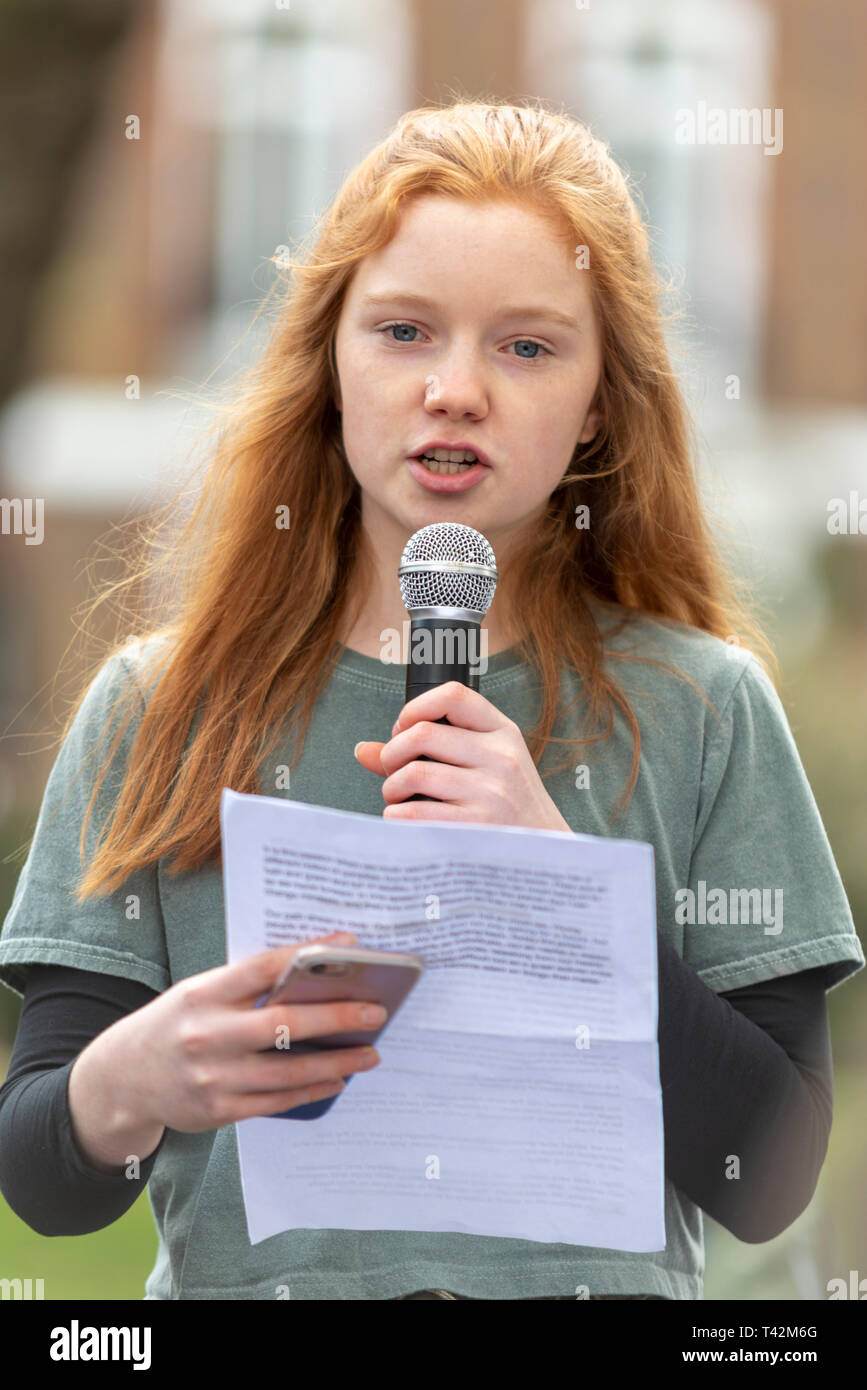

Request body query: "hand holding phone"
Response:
[255, 937, 424, 1119]
[67, 931, 405, 1161]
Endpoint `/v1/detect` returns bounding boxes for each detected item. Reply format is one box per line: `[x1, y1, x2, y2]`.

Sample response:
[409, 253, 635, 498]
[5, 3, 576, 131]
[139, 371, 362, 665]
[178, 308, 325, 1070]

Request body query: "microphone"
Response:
[397, 522, 498, 802]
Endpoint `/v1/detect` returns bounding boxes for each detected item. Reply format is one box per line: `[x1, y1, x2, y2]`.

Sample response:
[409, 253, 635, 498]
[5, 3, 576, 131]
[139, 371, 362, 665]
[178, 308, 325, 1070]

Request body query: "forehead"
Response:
[392, 191, 574, 241]
[348, 193, 588, 305]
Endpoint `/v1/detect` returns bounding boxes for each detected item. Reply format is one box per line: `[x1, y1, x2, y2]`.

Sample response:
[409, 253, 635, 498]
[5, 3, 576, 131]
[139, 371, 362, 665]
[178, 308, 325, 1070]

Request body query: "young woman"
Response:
[0, 100, 862, 1302]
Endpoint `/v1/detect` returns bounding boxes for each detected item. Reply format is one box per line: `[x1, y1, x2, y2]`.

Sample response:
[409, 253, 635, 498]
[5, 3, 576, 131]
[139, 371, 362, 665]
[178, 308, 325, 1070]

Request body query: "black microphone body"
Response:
[404, 615, 482, 703]
[397, 524, 498, 804]
[404, 615, 481, 803]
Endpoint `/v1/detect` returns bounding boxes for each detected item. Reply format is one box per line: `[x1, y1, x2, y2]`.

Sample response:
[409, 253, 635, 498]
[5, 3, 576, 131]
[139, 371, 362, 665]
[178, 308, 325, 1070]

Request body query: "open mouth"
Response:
[415, 449, 481, 475]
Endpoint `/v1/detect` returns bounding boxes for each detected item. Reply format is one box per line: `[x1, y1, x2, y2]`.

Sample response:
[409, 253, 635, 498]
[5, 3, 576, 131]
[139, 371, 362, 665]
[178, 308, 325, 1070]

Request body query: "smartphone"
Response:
[254, 944, 425, 1120]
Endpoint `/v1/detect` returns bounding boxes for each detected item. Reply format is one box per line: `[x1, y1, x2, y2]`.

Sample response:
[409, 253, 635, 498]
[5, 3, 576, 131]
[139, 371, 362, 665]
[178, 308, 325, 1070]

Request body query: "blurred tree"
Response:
[0, 0, 141, 407]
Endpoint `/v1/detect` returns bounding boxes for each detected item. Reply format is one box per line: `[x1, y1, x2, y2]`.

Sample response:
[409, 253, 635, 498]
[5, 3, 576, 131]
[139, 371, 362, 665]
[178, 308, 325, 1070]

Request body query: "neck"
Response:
[337, 523, 523, 663]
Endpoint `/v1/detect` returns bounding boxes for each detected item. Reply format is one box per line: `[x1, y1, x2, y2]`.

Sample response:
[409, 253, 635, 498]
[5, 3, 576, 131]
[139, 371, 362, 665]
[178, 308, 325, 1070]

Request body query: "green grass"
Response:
[0, 1184, 158, 1300]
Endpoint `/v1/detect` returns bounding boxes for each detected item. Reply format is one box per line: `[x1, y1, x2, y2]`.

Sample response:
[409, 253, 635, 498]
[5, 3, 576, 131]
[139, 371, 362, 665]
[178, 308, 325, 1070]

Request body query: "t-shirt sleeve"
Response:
[681, 653, 865, 994]
[0, 648, 171, 999]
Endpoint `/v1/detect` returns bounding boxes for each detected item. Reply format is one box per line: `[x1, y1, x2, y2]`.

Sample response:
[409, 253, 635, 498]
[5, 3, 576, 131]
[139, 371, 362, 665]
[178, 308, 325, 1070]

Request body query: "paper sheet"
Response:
[220, 789, 665, 1250]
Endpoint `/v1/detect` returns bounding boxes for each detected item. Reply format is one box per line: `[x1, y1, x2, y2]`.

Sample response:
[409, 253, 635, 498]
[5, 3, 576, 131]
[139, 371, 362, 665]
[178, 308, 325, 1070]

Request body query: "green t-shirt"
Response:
[0, 598, 863, 1300]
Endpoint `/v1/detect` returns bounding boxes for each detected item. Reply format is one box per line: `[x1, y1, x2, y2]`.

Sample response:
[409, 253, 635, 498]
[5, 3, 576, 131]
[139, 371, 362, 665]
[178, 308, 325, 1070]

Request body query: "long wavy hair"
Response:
[44, 97, 775, 901]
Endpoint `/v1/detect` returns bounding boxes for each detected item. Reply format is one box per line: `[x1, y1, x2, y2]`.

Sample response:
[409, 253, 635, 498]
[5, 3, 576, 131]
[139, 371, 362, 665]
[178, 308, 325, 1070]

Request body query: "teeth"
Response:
[429, 449, 477, 462]
[418, 448, 479, 475]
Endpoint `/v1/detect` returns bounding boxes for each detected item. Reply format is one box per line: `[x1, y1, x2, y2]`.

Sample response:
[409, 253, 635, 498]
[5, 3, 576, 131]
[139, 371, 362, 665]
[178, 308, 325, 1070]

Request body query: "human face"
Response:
[333, 194, 603, 562]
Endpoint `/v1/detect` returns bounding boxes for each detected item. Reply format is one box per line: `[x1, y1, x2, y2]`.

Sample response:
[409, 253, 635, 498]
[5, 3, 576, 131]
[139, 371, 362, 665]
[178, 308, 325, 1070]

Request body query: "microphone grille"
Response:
[398, 522, 498, 614]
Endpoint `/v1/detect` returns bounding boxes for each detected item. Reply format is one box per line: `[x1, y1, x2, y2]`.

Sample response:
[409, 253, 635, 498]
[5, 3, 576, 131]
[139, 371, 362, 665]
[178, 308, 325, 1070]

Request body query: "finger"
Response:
[383, 800, 473, 821]
[378, 721, 489, 775]
[382, 759, 475, 807]
[392, 681, 506, 736]
[242, 997, 388, 1050]
[231, 1079, 347, 1123]
[206, 932, 358, 1006]
[230, 1042, 381, 1095]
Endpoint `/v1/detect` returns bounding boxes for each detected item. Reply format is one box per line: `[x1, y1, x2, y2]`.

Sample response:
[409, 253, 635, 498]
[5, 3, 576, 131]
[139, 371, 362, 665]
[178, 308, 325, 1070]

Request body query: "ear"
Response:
[577, 407, 601, 444]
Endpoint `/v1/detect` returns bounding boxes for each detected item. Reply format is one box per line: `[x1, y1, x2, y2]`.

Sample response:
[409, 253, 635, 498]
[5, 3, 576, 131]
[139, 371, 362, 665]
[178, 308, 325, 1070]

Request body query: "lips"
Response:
[411, 442, 494, 469]
[406, 454, 491, 494]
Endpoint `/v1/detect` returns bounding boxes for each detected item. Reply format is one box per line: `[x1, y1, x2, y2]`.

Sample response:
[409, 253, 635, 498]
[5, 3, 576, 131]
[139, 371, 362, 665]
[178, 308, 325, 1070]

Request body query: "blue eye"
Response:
[381, 322, 422, 342]
[510, 340, 549, 359]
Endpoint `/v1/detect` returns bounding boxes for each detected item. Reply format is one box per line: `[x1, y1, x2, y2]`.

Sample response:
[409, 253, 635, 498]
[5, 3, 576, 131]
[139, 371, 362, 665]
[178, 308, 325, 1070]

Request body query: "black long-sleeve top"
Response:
[0, 936, 834, 1244]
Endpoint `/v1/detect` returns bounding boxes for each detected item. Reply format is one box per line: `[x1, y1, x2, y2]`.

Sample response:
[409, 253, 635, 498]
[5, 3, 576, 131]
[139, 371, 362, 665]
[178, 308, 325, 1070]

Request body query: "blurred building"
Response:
[1, 0, 865, 808]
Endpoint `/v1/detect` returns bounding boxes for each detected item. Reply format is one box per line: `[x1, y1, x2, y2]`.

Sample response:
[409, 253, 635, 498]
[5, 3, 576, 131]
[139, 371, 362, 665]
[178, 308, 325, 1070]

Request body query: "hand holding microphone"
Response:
[353, 522, 571, 831]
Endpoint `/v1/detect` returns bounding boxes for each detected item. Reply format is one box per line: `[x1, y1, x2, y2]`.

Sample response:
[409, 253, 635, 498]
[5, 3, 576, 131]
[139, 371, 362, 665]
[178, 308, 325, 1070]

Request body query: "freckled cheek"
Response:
[518, 404, 573, 460]
[531, 389, 589, 447]
[339, 400, 402, 477]
[510, 410, 580, 490]
[343, 348, 411, 405]
[344, 381, 398, 426]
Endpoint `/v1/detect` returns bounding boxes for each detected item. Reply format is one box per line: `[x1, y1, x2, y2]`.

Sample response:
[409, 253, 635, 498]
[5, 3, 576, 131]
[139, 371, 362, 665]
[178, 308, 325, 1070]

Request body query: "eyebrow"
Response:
[359, 291, 582, 331]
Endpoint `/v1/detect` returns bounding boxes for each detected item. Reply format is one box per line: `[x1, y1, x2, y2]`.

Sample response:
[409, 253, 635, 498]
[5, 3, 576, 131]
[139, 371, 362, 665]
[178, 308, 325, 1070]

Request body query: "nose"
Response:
[423, 351, 489, 421]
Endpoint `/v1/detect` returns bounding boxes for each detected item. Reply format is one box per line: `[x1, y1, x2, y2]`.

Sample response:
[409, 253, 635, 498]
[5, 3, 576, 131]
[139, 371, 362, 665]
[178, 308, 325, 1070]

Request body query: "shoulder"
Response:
[86, 632, 174, 705]
[66, 633, 175, 753]
[587, 596, 775, 726]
